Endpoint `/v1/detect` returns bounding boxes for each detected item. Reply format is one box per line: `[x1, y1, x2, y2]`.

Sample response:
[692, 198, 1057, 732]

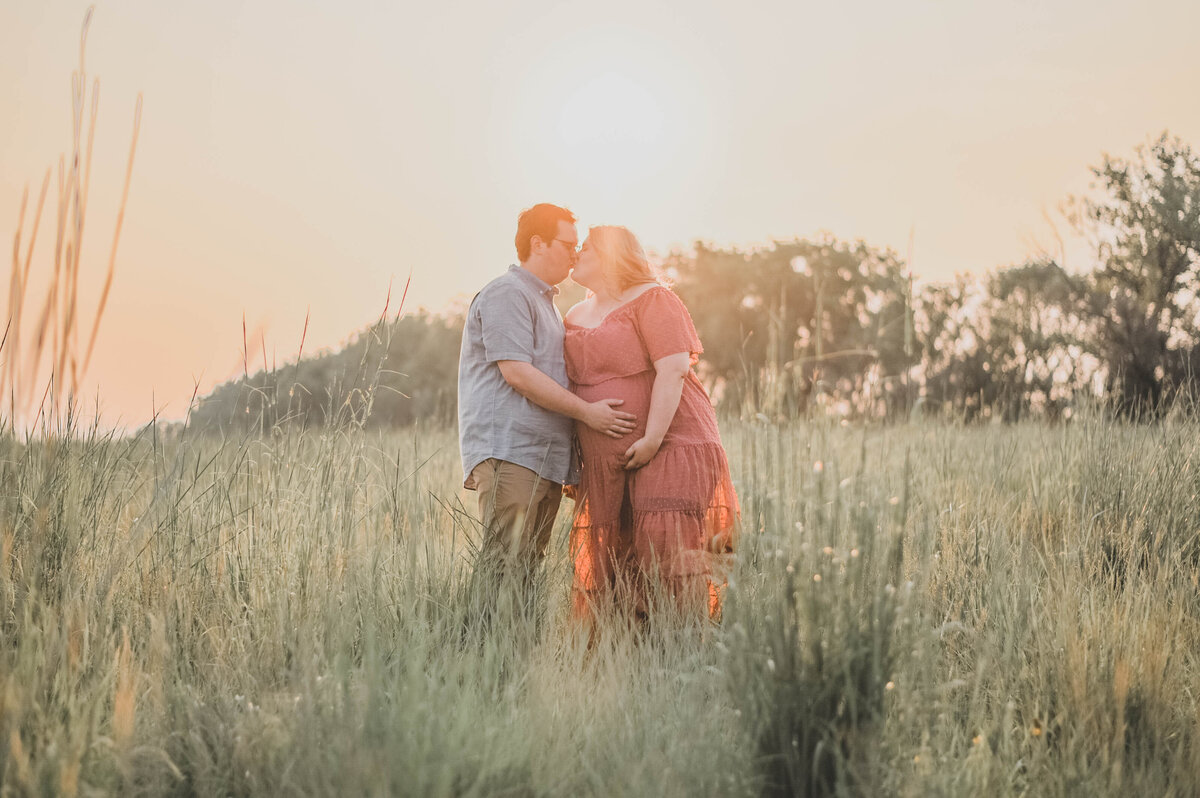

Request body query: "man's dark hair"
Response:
[515, 203, 576, 262]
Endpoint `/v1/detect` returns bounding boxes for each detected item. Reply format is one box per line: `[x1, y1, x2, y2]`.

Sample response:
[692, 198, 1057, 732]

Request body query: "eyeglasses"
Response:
[552, 238, 580, 254]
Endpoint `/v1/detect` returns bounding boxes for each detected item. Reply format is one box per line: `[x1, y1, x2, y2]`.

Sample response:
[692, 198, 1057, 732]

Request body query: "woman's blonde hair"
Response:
[586, 225, 664, 293]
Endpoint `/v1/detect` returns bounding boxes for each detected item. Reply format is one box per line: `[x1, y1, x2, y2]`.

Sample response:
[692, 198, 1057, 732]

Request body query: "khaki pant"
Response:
[469, 459, 563, 611]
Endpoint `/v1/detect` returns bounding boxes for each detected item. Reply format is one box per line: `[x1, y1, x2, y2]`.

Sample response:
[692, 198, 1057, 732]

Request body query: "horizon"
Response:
[3, 0, 1200, 427]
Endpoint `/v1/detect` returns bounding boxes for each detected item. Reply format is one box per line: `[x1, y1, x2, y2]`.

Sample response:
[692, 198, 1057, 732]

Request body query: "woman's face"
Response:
[570, 238, 605, 291]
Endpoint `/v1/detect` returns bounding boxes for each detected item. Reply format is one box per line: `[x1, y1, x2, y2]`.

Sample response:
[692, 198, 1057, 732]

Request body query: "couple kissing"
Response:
[458, 203, 739, 626]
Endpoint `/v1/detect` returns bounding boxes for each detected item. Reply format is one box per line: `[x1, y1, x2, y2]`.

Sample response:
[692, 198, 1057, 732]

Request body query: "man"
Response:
[458, 203, 636, 613]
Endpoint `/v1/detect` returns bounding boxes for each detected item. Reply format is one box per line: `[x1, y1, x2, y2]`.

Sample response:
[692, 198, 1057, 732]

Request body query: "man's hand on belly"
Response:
[581, 398, 637, 439]
[498, 360, 636, 438]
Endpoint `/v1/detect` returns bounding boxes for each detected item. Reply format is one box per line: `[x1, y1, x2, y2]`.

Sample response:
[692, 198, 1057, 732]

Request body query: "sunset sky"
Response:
[3, 0, 1200, 426]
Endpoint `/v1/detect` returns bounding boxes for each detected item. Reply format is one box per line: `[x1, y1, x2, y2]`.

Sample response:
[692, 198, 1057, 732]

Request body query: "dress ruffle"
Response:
[570, 442, 739, 619]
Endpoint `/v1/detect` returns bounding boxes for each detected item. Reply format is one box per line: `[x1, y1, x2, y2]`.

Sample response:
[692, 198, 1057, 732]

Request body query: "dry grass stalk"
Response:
[2, 6, 141, 428]
[59, 758, 82, 798]
[8, 729, 33, 788]
[242, 312, 249, 377]
[112, 627, 137, 746]
[297, 306, 310, 361]
[81, 92, 142, 380]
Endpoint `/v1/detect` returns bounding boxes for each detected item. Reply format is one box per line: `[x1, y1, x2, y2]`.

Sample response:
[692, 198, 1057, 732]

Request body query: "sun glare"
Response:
[499, 23, 724, 223]
[556, 70, 667, 184]
[532, 46, 688, 205]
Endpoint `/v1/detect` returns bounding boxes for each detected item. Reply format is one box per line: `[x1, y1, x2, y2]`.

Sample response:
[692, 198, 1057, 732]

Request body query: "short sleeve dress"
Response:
[564, 286, 739, 618]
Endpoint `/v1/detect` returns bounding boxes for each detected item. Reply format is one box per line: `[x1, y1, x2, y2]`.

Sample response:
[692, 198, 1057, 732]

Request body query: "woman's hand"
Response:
[623, 436, 662, 470]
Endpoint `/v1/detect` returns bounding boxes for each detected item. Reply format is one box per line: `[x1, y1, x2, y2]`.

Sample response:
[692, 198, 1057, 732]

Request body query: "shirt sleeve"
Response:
[477, 282, 535, 363]
[635, 288, 703, 364]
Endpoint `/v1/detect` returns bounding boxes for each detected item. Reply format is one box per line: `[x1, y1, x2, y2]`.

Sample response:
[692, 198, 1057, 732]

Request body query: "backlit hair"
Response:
[586, 225, 663, 293]
[515, 203, 576, 262]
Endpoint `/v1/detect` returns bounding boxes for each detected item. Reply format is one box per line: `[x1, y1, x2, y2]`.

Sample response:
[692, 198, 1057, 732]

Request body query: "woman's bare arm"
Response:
[623, 352, 691, 469]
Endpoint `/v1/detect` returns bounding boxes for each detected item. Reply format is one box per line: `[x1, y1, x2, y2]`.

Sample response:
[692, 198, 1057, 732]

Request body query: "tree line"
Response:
[184, 133, 1200, 432]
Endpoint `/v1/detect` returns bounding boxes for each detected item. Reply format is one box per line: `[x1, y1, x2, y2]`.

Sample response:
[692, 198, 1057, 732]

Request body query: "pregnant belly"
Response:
[573, 374, 653, 458]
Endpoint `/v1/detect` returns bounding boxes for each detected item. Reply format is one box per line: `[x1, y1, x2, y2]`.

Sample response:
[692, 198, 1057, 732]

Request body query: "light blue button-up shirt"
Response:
[458, 265, 577, 488]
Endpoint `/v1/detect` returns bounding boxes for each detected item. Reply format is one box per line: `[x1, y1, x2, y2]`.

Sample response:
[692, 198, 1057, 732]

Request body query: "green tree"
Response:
[668, 237, 916, 418]
[915, 276, 997, 420]
[985, 258, 1094, 421]
[1069, 133, 1200, 415]
[185, 309, 464, 433]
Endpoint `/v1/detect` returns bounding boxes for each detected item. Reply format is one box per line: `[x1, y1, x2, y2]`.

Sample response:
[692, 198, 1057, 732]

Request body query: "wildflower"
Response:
[972, 735, 983, 746]
[813, 460, 824, 473]
[850, 548, 860, 558]
[889, 496, 900, 505]
[1031, 720, 1043, 737]
[822, 546, 834, 555]
[813, 573, 822, 582]
[885, 681, 895, 691]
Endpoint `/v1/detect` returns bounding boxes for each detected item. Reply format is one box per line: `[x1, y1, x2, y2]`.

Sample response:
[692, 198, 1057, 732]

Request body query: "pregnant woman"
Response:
[564, 225, 738, 624]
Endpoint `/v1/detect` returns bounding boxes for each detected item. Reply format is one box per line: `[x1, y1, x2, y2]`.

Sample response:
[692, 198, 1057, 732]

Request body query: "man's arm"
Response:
[497, 360, 636, 439]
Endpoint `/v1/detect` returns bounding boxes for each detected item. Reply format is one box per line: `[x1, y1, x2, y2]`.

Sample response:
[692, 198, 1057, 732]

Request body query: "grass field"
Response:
[2, 409, 1200, 796]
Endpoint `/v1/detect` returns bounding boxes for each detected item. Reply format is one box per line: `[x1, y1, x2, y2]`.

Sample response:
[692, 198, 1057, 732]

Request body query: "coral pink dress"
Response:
[564, 286, 739, 618]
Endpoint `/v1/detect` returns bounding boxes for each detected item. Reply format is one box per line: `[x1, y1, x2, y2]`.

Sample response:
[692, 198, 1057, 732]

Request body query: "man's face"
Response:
[541, 220, 578, 285]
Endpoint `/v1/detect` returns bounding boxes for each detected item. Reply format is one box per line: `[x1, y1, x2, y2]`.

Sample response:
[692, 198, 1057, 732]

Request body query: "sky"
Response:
[3, 0, 1200, 426]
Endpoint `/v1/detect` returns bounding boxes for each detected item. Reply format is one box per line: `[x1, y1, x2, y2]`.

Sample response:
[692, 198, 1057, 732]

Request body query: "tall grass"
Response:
[2, 406, 1200, 796]
[7, 13, 1200, 798]
[3, 8, 142, 429]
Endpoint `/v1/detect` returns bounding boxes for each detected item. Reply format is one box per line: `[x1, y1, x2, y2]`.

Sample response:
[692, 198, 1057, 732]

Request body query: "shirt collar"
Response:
[509, 264, 560, 296]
